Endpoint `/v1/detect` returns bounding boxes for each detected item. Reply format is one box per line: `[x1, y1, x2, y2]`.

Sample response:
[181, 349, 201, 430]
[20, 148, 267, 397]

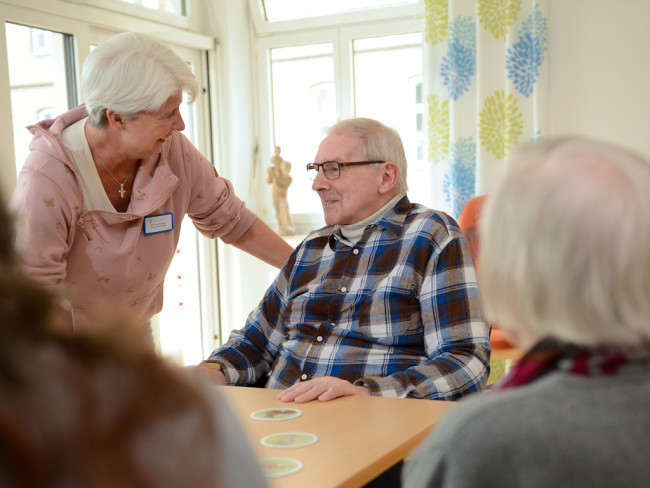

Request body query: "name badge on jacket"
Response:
[143, 213, 173, 235]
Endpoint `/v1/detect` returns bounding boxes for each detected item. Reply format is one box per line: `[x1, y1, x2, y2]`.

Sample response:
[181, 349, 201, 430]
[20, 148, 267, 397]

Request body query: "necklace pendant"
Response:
[119, 184, 126, 198]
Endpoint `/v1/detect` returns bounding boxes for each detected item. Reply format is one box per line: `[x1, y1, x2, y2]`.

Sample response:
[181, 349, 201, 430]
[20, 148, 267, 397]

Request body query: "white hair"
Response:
[481, 136, 650, 347]
[329, 118, 408, 195]
[81, 32, 199, 127]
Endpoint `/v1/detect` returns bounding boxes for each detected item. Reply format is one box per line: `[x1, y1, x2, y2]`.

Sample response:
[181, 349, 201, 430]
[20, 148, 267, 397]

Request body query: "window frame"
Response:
[247, 0, 423, 35]
[254, 17, 424, 233]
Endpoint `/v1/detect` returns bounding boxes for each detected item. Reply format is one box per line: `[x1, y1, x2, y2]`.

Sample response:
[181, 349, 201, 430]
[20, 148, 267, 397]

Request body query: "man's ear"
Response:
[378, 161, 399, 195]
[106, 109, 126, 131]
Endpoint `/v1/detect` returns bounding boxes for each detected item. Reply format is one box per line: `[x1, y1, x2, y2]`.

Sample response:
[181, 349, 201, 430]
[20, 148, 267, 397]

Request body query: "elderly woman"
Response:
[403, 136, 650, 488]
[10, 32, 292, 335]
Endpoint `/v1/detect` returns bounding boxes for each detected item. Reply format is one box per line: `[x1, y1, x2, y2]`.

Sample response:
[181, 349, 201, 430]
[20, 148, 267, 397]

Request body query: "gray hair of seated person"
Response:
[329, 118, 409, 195]
[82, 32, 198, 128]
[480, 136, 650, 347]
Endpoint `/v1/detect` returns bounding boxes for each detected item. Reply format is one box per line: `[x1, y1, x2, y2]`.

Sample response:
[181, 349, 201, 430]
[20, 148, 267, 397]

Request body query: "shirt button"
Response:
[341, 286, 347, 292]
[316, 336, 323, 342]
[300, 373, 308, 380]
[353, 249, 359, 255]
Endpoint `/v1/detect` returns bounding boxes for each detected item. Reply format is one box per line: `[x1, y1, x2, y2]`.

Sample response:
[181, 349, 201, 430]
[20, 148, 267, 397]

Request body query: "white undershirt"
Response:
[339, 193, 404, 244]
[61, 117, 115, 211]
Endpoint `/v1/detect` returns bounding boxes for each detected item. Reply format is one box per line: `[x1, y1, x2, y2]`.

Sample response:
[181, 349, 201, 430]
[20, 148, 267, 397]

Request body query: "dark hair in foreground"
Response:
[0, 197, 221, 488]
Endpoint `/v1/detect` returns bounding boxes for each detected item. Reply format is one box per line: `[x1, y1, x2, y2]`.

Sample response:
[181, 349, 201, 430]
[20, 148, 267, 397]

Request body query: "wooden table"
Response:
[220, 386, 456, 488]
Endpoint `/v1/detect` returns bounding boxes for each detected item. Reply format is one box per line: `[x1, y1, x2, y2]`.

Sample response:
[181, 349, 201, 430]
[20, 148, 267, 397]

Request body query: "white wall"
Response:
[548, 0, 650, 158]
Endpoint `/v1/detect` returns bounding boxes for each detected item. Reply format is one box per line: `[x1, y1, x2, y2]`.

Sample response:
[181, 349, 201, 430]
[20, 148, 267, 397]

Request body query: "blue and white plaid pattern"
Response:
[209, 197, 490, 400]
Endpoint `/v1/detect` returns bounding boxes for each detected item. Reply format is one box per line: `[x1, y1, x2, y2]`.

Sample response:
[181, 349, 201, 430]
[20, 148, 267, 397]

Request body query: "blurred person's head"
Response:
[82, 32, 198, 128]
[0, 192, 53, 339]
[480, 136, 650, 349]
[0, 192, 222, 488]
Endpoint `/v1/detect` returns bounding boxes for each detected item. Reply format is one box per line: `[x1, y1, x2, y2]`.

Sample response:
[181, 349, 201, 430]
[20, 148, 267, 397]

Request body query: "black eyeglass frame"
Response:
[306, 160, 386, 180]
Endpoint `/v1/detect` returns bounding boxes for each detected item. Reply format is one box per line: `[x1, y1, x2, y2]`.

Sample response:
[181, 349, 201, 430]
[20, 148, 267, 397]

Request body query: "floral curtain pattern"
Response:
[424, 0, 549, 218]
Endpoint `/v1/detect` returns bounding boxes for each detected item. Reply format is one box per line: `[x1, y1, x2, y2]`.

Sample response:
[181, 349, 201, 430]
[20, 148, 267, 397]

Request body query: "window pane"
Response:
[158, 71, 204, 366]
[6, 23, 74, 176]
[263, 0, 417, 22]
[353, 33, 429, 207]
[270, 43, 336, 217]
[118, 0, 185, 15]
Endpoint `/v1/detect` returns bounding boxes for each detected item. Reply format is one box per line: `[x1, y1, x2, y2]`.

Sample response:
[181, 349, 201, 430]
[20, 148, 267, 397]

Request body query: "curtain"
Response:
[424, 0, 549, 219]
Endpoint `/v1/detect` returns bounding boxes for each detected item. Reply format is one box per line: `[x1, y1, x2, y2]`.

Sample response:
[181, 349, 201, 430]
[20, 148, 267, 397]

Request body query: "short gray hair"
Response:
[328, 118, 408, 195]
[81, 32, 199, 128]
[481, 136, 650, 347]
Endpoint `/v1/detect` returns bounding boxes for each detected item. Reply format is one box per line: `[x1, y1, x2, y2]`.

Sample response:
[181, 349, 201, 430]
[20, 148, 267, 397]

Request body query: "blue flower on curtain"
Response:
[506, 33, 542, 97]
[506, 6, 549, 97]
[441, 17, 476, 100]
[442, 137, 476, 218]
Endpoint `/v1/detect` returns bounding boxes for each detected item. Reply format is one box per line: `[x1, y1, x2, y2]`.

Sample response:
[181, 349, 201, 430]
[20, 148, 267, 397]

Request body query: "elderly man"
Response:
[201, 118, 489, 402]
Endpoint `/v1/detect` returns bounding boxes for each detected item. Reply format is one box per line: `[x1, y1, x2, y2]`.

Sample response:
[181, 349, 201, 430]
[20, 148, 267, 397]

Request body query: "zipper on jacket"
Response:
[78, 218, 93, 241]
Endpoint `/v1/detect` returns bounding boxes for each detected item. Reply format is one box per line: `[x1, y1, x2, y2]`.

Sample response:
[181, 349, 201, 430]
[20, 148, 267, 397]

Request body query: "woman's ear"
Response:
[378, 161, 399, 195]
[106, 109, 126, 131]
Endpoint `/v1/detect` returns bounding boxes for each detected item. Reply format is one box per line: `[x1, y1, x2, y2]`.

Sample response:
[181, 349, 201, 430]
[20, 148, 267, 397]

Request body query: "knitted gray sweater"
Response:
[403, 370, 650, 488]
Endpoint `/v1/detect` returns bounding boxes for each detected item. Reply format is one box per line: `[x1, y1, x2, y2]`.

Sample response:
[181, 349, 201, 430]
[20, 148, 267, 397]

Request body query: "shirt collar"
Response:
[328, 194, 411, 250]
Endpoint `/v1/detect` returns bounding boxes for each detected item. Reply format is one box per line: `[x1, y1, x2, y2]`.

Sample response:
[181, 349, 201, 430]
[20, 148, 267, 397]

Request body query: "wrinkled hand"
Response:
[277, 376, 370, 403]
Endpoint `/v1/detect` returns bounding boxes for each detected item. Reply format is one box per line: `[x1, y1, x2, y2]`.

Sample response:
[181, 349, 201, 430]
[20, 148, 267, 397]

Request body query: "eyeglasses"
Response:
[306, 160, 385, 180]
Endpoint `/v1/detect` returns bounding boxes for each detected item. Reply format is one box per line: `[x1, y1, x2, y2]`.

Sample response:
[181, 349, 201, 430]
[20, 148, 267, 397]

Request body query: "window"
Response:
[156, 83, 208, 366]
[31, 28, 53, 56]
[353, 33, 428, 206]
[257, 21, 426, 233]
[263, 0, 419, 22]
[118, 0, 185, 16]
[269, 43, 336, 219]
[5, 23, 76, 176]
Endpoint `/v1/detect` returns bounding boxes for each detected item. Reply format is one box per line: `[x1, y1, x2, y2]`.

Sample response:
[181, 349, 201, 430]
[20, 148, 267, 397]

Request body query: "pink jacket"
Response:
[10, 105, 256, 331]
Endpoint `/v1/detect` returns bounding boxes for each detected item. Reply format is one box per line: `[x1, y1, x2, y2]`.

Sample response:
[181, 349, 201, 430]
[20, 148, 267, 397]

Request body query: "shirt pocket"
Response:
[354, 274, 420, 339]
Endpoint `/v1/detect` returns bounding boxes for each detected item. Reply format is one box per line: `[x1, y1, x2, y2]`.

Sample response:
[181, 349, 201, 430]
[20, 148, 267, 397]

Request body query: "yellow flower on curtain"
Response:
[478, 0, 522, 40]
[478, 90, 524, 159]
[424, 0, 449, 46]
[426, 94, 450, 164]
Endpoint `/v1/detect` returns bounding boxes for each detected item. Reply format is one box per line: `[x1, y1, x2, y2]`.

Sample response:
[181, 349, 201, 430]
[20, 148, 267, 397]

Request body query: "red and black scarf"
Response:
[494, 337, 650, 390]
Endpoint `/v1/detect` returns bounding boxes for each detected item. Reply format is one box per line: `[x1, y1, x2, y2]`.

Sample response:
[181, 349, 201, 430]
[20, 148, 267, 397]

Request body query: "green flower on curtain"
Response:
[478, 0, 522, 40]
[478, 90, 524, 159]
[442, 137, 477, 218]
[506, 6, 548, 97]
[424, 0, 449, 46]
[426, 94, 450, 164]
[441, 17, 476, 100]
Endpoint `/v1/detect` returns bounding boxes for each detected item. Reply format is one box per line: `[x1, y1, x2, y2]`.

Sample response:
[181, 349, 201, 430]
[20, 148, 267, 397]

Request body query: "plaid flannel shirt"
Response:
[208, 196, 490, 400]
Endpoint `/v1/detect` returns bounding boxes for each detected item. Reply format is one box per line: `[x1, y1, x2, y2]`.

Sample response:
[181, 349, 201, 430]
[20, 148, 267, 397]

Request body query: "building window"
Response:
[6, 23, 75, 176]
[31, 29, 53, 56]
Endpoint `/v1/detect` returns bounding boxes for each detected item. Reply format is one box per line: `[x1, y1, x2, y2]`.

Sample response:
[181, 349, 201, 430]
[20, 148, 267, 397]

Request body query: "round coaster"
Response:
[261, 432, 318, 449]
[259, 457, 303, 478]
[250, 407, 302, 421]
